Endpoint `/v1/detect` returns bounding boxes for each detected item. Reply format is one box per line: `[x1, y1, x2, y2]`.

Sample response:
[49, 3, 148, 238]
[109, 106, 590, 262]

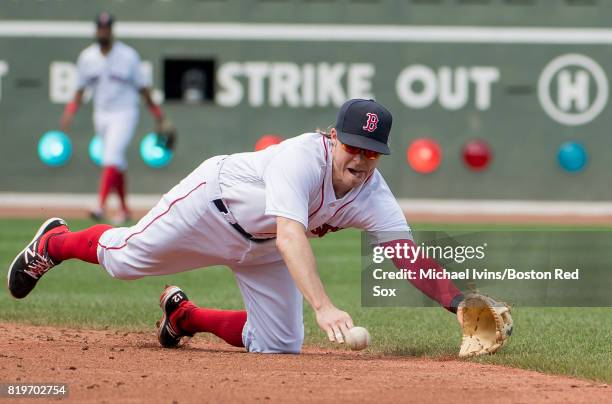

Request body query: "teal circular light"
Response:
[37, 131, 72, 167]
[88, 135, 103, 166]
[140, 132, 173, 168]
[557, 142, 587, 172]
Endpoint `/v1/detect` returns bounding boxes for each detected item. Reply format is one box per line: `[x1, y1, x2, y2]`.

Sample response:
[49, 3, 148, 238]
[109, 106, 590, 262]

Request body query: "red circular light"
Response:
[462, 139, 491, 170]
[406, 138, 442, 174]
[255, 135, 283, 151]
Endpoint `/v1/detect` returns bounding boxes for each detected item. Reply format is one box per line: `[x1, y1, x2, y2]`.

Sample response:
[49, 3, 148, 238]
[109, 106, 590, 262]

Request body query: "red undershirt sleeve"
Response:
[380, 239, 465, 313]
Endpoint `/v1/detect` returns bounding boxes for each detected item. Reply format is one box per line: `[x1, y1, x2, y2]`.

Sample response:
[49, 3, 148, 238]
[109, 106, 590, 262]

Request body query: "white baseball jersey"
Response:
[219, 132, 411, 243]
[76, 41, 149, 112]
[97, 133, 411, 353]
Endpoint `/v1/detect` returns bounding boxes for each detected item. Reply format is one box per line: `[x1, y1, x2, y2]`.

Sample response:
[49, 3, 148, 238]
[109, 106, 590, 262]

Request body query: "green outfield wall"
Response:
[1, 0, 612, 200]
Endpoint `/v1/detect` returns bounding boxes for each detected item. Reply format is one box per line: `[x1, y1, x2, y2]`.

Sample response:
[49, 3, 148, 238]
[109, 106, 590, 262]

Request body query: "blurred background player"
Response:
[60, 12, 164, 224]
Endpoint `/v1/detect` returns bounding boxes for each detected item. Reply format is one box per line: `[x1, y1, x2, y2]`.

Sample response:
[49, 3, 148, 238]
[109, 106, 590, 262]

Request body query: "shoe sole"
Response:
[7, 217, 65, 299]
[157, 285, 184, 347]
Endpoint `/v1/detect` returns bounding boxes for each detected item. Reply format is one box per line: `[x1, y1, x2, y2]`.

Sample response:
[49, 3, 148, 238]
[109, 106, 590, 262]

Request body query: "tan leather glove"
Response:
[458, 293, 513, 357]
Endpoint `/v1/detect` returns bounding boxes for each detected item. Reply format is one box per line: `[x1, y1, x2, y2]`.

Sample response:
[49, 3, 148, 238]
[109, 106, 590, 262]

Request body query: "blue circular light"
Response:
[557, 142, 587, 172]
[37, 131, 72, 167]
[88, 135, 103, 166]
[139, 132, 173, 168]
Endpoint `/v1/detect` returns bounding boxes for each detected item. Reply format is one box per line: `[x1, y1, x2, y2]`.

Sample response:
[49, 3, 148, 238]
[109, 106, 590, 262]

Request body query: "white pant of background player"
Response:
[97, 156, 304, 353]
[93, 108, 139, 170]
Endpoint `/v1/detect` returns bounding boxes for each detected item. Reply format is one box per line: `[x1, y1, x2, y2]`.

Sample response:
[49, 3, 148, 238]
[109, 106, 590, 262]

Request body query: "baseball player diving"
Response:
[8, 99, 498, 354]
[60, 12, 165, 225]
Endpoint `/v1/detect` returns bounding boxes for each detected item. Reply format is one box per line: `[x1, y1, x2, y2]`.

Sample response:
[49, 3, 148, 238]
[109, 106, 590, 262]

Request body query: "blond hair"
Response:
[316, 124, 334, 139]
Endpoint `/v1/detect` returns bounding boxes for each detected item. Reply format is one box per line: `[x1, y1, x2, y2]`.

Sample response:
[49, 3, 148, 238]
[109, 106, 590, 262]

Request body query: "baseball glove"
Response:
[458, 293, 513, 357]
[156, 119, 177, 151]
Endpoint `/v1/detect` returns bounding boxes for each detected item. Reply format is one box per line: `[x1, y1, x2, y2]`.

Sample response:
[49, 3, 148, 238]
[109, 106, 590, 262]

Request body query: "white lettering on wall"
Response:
[216, 62, 375, 108]
[395, 65, 499, 110]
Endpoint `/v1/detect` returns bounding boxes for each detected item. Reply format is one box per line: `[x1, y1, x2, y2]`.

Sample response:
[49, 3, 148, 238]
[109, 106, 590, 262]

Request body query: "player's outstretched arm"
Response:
[276, 217, 354, 343]
[60, 89, 84, 133]
[380, 238, 465, 323]
[140, 88, 164, 125]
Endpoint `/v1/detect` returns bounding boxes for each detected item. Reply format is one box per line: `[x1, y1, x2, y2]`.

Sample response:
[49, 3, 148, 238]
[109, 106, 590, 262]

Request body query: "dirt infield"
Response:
[0, 323, 609, 404]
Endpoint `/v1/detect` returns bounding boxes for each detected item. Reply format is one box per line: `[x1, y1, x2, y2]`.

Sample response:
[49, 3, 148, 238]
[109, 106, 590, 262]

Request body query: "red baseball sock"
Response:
[115, 170, 129, 214]
[173, 302, 247, 347]
[46, 224, 112, 264]
[98, 167, 114, 209]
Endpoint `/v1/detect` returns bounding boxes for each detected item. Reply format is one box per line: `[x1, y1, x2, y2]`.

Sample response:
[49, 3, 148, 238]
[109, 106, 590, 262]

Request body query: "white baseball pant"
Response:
[93, 108, 139, 171]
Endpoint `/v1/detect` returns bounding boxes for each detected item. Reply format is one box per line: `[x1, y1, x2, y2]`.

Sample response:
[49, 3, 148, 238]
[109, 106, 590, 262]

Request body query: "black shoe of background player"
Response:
[89, 209, 105, 222]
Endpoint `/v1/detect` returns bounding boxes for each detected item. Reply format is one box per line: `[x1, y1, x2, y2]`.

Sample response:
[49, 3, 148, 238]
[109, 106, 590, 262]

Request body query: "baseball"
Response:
[345, 326, 371, 351]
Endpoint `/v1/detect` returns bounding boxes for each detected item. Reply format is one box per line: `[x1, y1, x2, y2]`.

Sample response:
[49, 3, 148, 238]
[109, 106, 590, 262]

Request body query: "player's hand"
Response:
[315, 304, 354, 343]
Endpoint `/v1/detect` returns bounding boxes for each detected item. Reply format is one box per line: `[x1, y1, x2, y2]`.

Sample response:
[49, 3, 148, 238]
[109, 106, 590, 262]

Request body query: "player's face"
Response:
[96, 26, 113, 47]
[330, 129, 380, 194]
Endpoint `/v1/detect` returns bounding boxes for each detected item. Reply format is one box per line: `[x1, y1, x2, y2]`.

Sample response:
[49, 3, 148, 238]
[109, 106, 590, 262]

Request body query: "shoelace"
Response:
[24, 252, 55, 279]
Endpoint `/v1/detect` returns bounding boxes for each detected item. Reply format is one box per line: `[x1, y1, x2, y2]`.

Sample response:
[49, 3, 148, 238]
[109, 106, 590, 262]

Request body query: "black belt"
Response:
[212, 199, 275, 243]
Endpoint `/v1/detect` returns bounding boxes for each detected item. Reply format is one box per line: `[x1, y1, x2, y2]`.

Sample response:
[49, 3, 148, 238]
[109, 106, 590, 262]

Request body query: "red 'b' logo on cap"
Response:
[363, 113, 379, 133]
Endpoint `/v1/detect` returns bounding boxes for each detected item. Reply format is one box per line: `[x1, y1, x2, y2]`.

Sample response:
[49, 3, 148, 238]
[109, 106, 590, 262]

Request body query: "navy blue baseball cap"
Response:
[95, 12, 114, 28]
[335, 99, 392, 155]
